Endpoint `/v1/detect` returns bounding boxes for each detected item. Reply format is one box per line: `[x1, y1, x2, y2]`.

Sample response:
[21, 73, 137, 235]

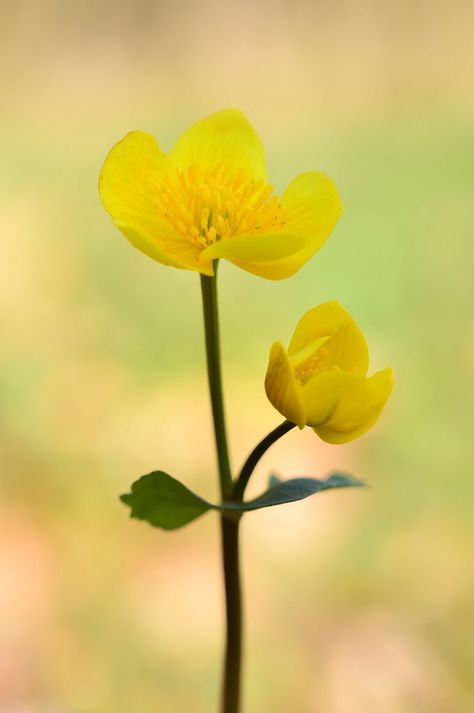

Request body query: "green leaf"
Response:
[121, 471, 365, 531]
[268, 474, 282, 489]
[120, 471, 212, 530]
[220, 473, 365, 513]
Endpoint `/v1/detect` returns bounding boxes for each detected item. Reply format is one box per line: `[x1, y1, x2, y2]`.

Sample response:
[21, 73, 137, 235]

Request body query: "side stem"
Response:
[234, 420, 296, 500]
[200, 268, 242, 713]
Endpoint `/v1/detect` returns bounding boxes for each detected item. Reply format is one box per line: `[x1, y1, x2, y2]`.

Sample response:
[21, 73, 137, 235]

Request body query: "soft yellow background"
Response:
[1, 1, 473, 711]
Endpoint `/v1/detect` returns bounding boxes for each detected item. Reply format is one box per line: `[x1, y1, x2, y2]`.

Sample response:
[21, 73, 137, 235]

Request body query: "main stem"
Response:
[200, 269, 242, 713]
[220, 516, 242, 713]
[200, 269, 233, 499]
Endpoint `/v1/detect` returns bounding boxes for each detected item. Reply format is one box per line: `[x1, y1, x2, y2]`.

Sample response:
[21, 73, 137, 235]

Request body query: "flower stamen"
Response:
[291, 338, 332, 385]
[155, 165, 286, 248]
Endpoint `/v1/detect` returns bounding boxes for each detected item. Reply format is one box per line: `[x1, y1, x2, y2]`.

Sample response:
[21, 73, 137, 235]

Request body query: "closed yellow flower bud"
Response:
[265, 301, 394, 443]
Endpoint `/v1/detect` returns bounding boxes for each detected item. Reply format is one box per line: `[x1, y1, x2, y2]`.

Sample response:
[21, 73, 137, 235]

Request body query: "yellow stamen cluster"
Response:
[294, 346, 330, 384]
[155, 165, 285, 248]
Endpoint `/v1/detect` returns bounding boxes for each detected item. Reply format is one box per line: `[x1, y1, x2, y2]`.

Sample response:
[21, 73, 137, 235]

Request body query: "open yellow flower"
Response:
[99, 109, 342, 279]
[265, 301, 394, 443]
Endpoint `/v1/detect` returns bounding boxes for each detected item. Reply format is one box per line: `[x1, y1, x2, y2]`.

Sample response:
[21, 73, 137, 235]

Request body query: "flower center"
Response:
[291, 336, 333, 385]
[156, 165, 286, 248]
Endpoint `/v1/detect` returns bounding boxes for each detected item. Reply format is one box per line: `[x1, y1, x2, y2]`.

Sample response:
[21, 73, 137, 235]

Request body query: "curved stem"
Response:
[233, 420, 296, 500]
[200, 268, 233, 498]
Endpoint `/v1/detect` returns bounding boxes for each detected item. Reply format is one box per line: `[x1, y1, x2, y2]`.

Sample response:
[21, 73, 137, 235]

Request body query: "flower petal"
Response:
[288, 301, 369, 376]
[201, 230, 307, 264]
[99, 131, 209, 272]
[314, 368, 394, 444]
[283, 172, 343, 237]
[265, 342, 306, 428]
[199, 171, 342, 280]
[221, 244, 320, 280]
[170, 109, 267, 181]
[300, 370, 347, 428]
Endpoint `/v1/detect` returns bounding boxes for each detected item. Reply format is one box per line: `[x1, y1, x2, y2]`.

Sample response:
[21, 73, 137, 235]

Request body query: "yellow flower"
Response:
[265, 301, 394, 443]
[99, 109, 342, 279]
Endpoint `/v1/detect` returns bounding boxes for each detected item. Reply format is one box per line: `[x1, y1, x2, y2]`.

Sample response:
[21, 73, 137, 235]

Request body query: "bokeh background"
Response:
[1, 0, 473, 711]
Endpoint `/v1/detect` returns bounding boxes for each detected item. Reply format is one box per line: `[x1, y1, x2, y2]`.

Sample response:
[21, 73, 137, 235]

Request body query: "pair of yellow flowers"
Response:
[99, 109, 393, 444]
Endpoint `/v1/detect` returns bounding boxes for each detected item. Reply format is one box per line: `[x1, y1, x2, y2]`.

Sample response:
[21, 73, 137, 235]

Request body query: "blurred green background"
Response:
[1, 0, 473, 711]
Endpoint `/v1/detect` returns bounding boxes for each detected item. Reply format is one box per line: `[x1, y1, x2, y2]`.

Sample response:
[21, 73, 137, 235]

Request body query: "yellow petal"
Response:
[222, 244, 320, 280]
[99, 131, 208, 272]
[265, 342, 306, 428]
[288, 301, 369, 376]
[314, 368, 394, 444]
[299, 370, 347, 427]
[282, 172, 343, 241]
[115, 220, 213, 275]
[170, 109, 267, 181]
[200, 171, 342, 280]
[201, 230, 307, 263]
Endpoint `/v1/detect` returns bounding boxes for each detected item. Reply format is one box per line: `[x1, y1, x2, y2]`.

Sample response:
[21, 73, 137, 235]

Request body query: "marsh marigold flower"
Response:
[265, 301, 393, 443]
[99, 109, 343, 279]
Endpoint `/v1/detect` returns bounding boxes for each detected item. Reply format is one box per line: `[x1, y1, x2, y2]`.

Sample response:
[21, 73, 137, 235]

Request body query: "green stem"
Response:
[234, 420, 296, 500]
[200, 268, 233, 498]
[220, 516, 242, 713]
[200, 266, 242, 713]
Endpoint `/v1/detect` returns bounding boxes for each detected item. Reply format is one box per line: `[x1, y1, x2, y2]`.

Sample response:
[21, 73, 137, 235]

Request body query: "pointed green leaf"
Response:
[120, 471, 212, 530]
[121, 471, 365, 531]
[220, 473, 365, 513]
[268, 474, 282, 489]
